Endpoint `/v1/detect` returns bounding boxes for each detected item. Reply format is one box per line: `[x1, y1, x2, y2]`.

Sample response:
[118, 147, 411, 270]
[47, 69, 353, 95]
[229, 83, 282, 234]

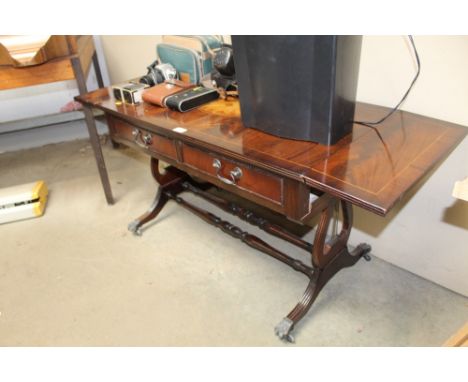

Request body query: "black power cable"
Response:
[354, 35, 421, 127]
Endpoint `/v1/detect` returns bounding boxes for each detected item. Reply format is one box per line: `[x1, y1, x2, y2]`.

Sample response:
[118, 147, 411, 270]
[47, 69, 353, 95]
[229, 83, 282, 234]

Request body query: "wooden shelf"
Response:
[0, 35, 95, 90]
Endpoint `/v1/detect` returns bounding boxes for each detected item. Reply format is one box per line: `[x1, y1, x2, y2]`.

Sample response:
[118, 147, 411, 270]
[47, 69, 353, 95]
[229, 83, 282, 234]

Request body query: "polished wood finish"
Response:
[76, 84, 466, 342]
[182, 143, 283, 205]
[108, 115, 178, 160]
[108, 111, 310, 219]
[182, 181, 313, 252]
[127, 158, 371, 342]
[76, 88, 467, 216]
[128, 158, 188, 235]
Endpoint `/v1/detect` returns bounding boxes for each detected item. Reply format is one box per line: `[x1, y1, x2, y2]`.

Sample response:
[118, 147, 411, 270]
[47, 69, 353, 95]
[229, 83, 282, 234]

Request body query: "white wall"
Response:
[352, 36, 468, 296]
[357, 36, 468, 126]
[100, 36, 163, 84]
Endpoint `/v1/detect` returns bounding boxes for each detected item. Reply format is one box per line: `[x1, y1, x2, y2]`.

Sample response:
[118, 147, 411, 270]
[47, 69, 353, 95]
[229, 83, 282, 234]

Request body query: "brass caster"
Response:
[128, 220, 142, 236]
[274, 318, 295, 343]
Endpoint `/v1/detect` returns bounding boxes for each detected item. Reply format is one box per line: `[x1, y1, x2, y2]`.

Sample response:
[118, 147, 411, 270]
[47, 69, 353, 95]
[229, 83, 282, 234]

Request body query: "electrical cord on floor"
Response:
[353, 35, 421, 128]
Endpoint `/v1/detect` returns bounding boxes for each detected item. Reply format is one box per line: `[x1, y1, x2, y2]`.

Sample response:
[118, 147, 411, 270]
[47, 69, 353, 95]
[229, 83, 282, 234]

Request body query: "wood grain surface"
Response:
[76, 88, 467, 216]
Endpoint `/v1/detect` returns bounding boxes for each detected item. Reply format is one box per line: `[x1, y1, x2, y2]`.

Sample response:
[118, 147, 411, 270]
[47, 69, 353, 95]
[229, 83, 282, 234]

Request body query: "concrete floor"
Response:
[0, 137, 467, 346]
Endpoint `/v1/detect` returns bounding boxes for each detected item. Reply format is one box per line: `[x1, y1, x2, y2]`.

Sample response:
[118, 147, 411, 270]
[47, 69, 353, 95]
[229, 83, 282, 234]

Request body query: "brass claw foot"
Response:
[352, 243, 372, 261]
[128, 220, 142, 236]
[274, 318, 295, 343]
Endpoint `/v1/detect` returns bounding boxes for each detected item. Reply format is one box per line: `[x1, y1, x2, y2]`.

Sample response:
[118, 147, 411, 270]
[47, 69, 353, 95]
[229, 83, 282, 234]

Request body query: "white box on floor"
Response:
[0, 180, 48, 224]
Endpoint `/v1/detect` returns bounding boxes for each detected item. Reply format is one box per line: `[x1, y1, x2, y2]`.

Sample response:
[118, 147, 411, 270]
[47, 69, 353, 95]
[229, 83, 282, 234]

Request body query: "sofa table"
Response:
[76, 88, 466, 342]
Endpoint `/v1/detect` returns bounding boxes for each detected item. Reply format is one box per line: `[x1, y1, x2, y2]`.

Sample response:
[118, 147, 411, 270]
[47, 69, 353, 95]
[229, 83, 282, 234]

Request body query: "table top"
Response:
[77, 88, 467, 216]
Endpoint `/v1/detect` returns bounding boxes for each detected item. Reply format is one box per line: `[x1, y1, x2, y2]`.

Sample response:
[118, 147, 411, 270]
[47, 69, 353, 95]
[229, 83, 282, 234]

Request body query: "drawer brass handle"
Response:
[132, 128, 152, 149]
[212, 158, 243, 185]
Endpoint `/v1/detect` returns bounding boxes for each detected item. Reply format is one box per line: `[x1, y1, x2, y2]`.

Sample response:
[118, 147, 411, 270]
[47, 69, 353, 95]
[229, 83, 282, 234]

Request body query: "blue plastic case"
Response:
[157, 36, 223, 84]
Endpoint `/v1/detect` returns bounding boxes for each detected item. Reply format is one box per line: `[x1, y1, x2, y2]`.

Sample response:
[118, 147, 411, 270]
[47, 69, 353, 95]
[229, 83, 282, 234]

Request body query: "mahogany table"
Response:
[76, 88, 466, 342]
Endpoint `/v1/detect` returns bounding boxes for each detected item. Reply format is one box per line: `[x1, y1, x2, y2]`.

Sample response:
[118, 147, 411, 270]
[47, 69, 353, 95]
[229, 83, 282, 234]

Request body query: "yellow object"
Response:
[443, 321, 468, 346]
[31, 180, 48, 216]
[0, 180, 48, 224]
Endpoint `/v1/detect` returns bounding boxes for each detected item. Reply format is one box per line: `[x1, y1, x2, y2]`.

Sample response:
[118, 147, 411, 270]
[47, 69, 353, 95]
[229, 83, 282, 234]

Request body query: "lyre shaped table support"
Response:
[128, 158, 372, 342]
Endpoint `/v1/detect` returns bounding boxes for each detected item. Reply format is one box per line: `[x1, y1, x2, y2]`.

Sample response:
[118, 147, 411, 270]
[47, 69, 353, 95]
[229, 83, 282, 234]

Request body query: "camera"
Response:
[112, 82, 149, 104]
[214, 46, 235, 77]
[211, 46, 237, 96]
[139, 60, 177, 86]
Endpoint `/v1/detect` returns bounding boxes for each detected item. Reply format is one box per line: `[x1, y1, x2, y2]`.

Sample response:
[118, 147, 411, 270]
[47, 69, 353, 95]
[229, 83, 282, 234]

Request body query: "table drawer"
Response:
[182, 144, 283, 205]
[109, 116, 177, 160]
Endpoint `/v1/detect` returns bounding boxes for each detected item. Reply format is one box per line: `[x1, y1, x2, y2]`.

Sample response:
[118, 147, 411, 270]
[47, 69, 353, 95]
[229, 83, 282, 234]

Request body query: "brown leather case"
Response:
[142, 80, 195, 107]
